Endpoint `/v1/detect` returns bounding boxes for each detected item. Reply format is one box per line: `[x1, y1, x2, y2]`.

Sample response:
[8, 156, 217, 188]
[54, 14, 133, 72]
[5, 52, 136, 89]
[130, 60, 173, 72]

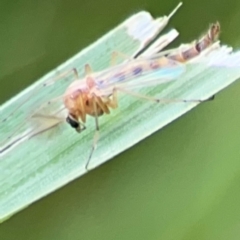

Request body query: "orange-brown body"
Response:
[63, 57, 181, 124]
[63, 77, 116, 124]
[63, 22, 220, 128]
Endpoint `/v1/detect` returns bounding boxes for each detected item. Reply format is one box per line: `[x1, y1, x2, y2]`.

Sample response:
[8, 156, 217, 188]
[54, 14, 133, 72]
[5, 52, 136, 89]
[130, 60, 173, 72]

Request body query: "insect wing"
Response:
[95, 59, 185, 95]
[117, 62, 185, 90]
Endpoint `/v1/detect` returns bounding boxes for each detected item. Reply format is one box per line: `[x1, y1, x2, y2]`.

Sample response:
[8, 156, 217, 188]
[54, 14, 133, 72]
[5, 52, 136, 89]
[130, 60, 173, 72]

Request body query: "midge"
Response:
[64, 22, 220, 129]
[0, 22, 220, 170]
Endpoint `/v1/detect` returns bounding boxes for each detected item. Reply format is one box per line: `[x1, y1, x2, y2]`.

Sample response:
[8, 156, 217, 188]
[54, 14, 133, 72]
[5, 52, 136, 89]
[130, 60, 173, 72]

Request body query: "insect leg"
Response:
[84, 64, 94, 76]
[85, 94, 100, 171]
[114, 87, 214, 103]
[105, 89, 118, 109]
[94, 97, 110, 114]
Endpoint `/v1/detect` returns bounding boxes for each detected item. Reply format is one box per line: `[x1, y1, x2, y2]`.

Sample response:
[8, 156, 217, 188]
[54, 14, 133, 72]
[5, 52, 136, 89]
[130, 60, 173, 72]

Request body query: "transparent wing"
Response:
[94, 58, 185, 95]
[114, 62, 185, 90]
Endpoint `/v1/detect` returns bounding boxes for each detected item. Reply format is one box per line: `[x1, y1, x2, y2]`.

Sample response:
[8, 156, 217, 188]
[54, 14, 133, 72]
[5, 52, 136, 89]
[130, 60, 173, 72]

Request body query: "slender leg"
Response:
[94, 96, 110, 114]
[105, 89, 118, 109]
[85, 95, 100, 171]
[77, 92, 87, 123]
[114, 87, 214, 103]
[84, 64, 94, 76]
[0, 129, 34, 154]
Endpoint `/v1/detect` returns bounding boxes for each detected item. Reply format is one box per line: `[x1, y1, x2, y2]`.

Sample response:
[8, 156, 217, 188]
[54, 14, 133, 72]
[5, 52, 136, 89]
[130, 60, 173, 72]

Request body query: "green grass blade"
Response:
[0, 10, 177, 222]
[1, 10, 240, 223]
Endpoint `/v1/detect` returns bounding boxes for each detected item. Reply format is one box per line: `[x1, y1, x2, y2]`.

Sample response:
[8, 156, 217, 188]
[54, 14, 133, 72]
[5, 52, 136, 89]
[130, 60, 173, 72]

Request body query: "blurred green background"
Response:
[1, 0, 240, 239]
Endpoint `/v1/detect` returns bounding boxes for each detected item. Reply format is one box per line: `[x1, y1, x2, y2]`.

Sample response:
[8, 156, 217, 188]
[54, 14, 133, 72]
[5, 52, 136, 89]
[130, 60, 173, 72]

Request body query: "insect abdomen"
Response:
[167, 22, 220, 62]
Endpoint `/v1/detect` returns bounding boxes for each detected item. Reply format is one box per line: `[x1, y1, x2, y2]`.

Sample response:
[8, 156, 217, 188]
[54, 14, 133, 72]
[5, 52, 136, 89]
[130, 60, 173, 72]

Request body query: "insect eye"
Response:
[66, 115, 79, 129]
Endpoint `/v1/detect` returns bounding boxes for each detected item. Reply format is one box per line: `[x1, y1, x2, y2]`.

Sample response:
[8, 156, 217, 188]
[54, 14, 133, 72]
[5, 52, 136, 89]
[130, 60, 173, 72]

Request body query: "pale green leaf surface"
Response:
[1, 10, 240, 223]
[0, 10, 176, 222]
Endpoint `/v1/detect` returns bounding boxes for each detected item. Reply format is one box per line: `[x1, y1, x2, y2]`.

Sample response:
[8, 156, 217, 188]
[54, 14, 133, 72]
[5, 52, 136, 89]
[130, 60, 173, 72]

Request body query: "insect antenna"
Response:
[0, 129, 32, 154]
[0, 112, 65, 155]
[1, 68, 79, 123]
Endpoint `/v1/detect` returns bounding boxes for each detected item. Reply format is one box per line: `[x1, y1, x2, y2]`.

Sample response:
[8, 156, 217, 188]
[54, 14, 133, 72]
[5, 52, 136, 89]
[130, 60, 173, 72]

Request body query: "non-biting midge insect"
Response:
[62, 24, 220, 169]
[1, 20, 219, 171]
